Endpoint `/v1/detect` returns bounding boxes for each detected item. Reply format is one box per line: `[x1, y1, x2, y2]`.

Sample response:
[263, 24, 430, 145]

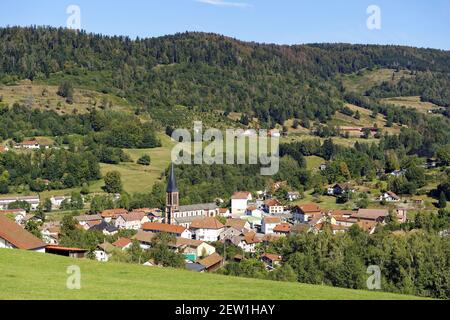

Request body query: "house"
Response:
[246, 206, 264, 218]
[17, 140, 40, 150]
[94, 242, 116, 262]
[390, 170, 406, 177]
[88, 220, 118, 236]
[84, 220, 102, 230]
[231, 192, 252, 216]
[260, 253, 282, 270]
[190, 217, 224, 242]
[115, 211, 150, 230]
[293, 203, 322, 223]
[235, 232, 261, 253]
[40, 225, 60, 245]
[264, 198, 284, 214]
[350, 209, 389, 223]
[0, 209, 27, 225]
[133, 230, 156, 250]
[262, 216, 281, 234]
[225, 218, 251, 233]
[411, 197, 425, 206]
[50, 196, 68, 209]
[112, 237, 132, 251]
[0, 214, 47, 252]
[45, 245, 88, 258]
[141, 222, 192, 239]
[286, 191, 300, 202]
[173, 203, 219, 228]
[74, 214, 102, 228]
[327, 183, 354, 196]
[0, 195, 40, 211]
[170, 237, 216, 261]
[273, 223, 291, 236]
[379, 191, 400, 202]
[198, 252, 223, 272]
[319, 163, 327, 171]
[101, 208, 128, 223]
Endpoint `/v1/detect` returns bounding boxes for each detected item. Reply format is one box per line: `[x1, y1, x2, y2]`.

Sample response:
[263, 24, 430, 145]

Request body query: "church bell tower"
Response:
[165, 163, 179, 224]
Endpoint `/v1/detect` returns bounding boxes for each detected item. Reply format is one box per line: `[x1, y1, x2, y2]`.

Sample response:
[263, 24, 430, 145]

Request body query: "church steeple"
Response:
[166, 162, 178, 193]
[165, 163, 179, 224]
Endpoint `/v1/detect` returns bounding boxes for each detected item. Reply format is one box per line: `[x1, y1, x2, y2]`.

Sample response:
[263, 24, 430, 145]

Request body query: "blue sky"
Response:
[0, 0, 449, 49]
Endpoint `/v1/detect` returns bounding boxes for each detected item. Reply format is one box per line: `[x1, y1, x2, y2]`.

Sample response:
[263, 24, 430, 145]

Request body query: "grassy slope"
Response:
[0, 249, 423, 300]
[0, 80, 134, 115]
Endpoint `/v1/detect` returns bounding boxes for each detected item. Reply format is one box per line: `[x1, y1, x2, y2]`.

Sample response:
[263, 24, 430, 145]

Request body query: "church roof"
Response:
[166, 163, 178, 193]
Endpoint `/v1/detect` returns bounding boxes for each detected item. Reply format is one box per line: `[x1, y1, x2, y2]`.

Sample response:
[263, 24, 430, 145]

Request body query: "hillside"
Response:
[1, 27, 450, 128]
[0, 249, 424, 300]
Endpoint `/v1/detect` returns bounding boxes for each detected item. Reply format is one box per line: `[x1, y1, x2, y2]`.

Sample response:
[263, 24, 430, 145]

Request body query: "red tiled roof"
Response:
[231, 192, 251, 200]
[118, 211, 146, 222]
[112, 237, 132, 248]
[273, 223, 291, 233]
[198, 253, 223, 268]
[265, 198, 282, 207]
[243, 231, 261, 244]
[190, 217, 224, 230]
[101, 208, 128, 218]
[298, 203, 322, 213]
[142, 222, 187, 234]
[225, 218, 248, 231]
[0, 215, 46, 250]
[353, 209, 389, 220]
[21, 140, 39, 146]
[261, 253, 282, 262]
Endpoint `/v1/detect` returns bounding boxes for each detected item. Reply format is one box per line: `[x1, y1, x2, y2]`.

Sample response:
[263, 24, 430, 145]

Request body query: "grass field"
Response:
[341, 68, 412, 94]
[381, 96, 442, 114]
[0, 80, 134, 115]
[0, 249, 424, 300]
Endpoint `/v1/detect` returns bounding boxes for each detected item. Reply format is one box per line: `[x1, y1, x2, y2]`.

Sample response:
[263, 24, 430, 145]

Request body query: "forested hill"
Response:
[1, 26, 450, 126]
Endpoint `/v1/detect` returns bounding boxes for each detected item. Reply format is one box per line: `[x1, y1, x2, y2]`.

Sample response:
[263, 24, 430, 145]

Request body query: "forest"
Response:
[1, 27, 450, 128]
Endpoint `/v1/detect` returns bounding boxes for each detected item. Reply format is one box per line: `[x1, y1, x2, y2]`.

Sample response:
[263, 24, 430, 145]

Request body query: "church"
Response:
[165, 163, 219, 226]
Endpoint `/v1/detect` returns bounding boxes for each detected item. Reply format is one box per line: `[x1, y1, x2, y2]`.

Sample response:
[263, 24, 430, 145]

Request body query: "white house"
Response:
[261, 216, 281, 234]
[0, 196, 40, 211]
[286, 192, 300, 202]
[115, 212, 150, 230]
[190, 217, 224, 242]
[379, 191, 400, 203]
[235, 232, 261, 253]
[263, 198, 284, 214]
[17, 140, 40, 150]
[0, 214, 46, 252]
[231, 192, 252, 216]
[112, 237, 132, 251]
[246, 206, 265, 218]
[50, 196, 68, 209]
[74, 214, 103, 228]
[94, 243, 115, 262]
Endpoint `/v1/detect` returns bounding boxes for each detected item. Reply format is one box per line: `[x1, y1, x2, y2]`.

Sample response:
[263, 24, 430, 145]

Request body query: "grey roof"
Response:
[185, 263, 206, 272]
[89, 221, 118, 232]
[166, 163, 178, 193]
[179, 203, 218, 212]
[174, 215, 205, 224]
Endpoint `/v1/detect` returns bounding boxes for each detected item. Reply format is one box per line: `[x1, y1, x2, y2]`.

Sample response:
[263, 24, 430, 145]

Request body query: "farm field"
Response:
[0, 249, 425, 300]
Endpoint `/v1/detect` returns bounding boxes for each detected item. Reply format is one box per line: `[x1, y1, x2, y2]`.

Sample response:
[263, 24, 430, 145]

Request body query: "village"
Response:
[0, 161, 414, 274]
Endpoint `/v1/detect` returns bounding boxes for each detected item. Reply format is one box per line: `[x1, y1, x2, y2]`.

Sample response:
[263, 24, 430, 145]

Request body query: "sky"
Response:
[0, 0, 449, 49]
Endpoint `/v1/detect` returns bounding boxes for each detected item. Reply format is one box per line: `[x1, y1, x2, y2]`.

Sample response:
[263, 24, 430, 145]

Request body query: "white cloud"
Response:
[196, 0, 252, 8]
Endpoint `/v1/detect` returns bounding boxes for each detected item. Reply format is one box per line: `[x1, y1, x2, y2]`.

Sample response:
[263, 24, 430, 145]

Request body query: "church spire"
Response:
[167, 162, 178, 193]
[165, 163, 179, 224]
